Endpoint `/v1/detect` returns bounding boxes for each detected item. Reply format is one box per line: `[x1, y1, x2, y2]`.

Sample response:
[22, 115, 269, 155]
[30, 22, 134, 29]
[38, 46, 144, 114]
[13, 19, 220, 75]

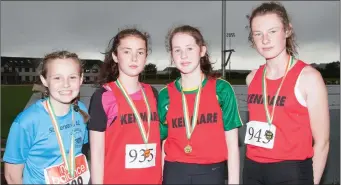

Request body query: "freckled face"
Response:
[251, 13, 289, 59]
[171, 33, 206, 74]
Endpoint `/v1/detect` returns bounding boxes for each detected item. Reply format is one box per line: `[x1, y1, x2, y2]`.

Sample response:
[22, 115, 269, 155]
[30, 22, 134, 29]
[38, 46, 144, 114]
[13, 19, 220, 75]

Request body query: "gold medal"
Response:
[144, 149, 151, 157]
[265, 130, 273, 140]
[184, 145, 192, 154]
[180, 75, 203, 154]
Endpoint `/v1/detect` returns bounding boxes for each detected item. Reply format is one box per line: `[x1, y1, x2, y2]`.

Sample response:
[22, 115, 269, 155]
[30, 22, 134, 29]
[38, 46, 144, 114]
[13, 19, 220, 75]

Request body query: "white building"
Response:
[1, 56, 103, 84]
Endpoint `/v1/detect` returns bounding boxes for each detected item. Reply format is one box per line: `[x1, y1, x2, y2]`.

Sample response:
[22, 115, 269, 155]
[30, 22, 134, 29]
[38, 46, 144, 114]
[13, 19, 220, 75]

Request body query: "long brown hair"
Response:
[165, 25, 215, 77]
[247, 1, 298, 57]
[97, 28, 151, 85]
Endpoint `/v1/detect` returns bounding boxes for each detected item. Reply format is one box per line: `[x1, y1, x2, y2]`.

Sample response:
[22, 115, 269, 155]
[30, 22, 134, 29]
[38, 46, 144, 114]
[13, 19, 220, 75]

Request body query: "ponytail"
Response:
[73, 98, 90, 123]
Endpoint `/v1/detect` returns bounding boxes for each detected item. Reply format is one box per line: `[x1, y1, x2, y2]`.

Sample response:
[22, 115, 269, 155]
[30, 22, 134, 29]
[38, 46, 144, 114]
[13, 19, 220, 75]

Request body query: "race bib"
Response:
[244, 121, 276, 149]
[44, 154, 90, 184]
[125, 143, 156, 169]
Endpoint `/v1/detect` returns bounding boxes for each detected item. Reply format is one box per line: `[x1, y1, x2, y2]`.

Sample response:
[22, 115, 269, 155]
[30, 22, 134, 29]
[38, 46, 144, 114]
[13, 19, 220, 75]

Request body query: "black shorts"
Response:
[243, 157, 314, 185]
[163, 160, 227, 184]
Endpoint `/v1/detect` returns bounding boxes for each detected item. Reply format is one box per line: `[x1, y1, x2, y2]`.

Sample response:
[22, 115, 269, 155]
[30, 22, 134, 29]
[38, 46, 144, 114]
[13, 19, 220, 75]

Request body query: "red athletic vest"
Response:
[246, 60, 313, 163]
[165, 78, 227, 164]
[103, 82, 162, 184]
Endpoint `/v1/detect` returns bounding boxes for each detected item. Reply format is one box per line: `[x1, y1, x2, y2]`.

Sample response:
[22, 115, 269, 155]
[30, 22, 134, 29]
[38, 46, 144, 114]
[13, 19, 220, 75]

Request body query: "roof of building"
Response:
[81, 59, 103, 69]
[1, 56, 41, 68]
[1, 56, 103, 70]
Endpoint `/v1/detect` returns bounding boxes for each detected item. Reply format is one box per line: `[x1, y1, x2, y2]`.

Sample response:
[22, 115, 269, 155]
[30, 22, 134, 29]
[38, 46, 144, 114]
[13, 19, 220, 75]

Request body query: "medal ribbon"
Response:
[262, 56, 294, 126]
[180, 75, 203, 140]
[115, 80, 151, 144]
[45, 98, 75, 178]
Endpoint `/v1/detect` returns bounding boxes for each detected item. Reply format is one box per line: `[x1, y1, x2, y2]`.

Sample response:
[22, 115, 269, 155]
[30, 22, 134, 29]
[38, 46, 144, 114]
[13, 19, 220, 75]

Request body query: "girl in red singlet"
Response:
[159, 25, 242, 184]
[244, 2, 330, 185]
[88, 28, 162, 184]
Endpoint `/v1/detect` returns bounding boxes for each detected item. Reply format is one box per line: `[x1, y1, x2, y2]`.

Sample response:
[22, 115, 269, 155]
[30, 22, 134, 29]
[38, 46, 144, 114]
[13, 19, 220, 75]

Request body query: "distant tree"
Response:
[312, 61, 339, 79]
[170, 68, 181, 79]
[324, 61, 340, 78]
[141, 63, 157, 80]
[144, 63, 157, 75]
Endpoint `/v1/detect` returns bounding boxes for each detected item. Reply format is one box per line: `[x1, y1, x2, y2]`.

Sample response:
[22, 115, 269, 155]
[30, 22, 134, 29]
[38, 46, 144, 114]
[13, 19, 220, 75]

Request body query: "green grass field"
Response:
[1, 85, 33, 139]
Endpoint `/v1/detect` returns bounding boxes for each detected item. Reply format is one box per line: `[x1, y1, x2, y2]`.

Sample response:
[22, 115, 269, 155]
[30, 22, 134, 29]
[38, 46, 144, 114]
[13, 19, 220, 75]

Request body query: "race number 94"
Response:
[129, 148, 154, 163]
[247, 127, 271, 144]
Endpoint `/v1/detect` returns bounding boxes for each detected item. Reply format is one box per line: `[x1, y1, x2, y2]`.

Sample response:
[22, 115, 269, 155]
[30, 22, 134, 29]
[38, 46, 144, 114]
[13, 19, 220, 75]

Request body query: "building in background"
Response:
[81, 59, 102, 84]
[1, 57, 41, 84]
[1, 56, 103, 84]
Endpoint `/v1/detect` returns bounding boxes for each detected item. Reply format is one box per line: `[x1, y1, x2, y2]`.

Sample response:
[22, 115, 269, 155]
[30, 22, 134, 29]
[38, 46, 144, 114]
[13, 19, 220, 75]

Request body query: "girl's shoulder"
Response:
[12, 99, 47, 129]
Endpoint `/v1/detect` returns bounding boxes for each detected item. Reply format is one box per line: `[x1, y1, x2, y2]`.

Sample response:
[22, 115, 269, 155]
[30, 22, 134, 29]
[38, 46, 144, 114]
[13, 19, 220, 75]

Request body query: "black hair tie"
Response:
[73, 104, 80, 112]
[73, 99, 80, 112]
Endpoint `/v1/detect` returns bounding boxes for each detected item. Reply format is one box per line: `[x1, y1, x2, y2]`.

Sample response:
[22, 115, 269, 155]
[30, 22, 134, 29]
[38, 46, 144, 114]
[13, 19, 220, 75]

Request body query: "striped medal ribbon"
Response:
[115, 80, 152, 157]
[180, 75, 203, 154]
[262, 55, 294, 140]
[45, 98, 75, 178]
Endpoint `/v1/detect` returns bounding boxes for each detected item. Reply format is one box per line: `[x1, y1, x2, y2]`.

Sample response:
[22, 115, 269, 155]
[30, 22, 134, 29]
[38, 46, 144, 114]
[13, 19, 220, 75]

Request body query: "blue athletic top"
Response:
[3, 98, 89, 184]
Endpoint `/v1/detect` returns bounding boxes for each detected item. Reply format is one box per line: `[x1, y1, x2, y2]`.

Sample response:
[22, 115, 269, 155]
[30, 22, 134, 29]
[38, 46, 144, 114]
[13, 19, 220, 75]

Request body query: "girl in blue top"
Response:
[3, 51, 90, 184]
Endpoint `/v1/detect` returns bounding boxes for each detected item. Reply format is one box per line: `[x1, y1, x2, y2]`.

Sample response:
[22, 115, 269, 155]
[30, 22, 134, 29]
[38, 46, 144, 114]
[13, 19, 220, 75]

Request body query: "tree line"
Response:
[143, 61, 340, 78]
[313, 61, 340, 79]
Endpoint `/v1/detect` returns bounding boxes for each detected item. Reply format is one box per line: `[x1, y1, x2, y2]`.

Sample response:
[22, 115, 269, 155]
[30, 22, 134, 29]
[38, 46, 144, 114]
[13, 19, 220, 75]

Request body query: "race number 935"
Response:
[128, 148, 154, 163]
[125, 143, 157, 169]
[244, 121, 276, 149]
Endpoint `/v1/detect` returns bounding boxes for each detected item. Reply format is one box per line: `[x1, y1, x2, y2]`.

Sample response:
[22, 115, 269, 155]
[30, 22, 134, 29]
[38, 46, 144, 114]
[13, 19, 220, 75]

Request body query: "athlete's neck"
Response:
[117, 74, 140, 94]
[180, 67, 204, 89]
[48, 97, 71, 117]
[265, 50, 290, 80]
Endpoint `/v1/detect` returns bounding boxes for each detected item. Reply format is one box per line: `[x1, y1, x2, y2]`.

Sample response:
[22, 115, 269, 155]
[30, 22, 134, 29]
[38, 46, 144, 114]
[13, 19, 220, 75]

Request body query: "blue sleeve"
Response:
[78, 101, 89, 144]
[78, 101, 89, 115]
[3, 114, 35, 164]
[83, 129, 89, 144]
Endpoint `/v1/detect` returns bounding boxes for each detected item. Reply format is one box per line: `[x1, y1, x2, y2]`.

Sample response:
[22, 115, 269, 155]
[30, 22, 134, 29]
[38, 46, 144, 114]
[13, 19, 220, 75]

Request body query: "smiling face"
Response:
[112, 35, 147, 78]
[251, 13, 290, 59]
[40, 58, 83, 104]
[171, 33, 206, 74]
